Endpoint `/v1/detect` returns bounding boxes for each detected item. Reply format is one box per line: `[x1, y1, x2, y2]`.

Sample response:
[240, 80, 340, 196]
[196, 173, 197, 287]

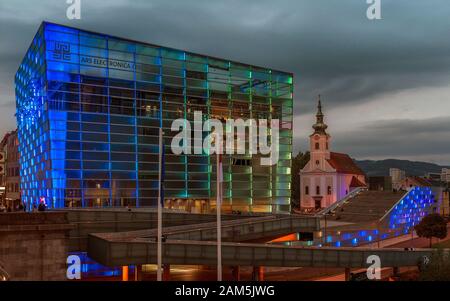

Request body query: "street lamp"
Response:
[323, 212, 334, 246]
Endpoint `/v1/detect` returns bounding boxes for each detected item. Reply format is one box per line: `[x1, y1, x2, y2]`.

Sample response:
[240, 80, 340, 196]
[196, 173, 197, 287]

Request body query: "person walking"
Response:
[38, 201, 46, 212]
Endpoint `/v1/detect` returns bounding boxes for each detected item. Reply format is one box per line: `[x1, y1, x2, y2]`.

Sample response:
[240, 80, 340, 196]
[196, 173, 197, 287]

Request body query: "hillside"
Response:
[354, 159, 449, 177]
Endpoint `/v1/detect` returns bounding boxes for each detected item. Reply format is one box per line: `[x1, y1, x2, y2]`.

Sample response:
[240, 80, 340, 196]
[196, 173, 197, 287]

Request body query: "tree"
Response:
[291, 151, 310, 210]
[414, 214, 448, 248]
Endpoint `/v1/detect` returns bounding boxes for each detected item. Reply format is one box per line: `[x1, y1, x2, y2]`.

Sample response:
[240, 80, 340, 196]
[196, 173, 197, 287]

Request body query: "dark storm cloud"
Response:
[0, 0, 450, 162]
[332, 116, 450, 158]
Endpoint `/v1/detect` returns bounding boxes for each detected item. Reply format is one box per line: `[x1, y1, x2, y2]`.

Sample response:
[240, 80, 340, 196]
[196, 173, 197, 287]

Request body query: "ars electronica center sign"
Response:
[52, 41, 141, 73]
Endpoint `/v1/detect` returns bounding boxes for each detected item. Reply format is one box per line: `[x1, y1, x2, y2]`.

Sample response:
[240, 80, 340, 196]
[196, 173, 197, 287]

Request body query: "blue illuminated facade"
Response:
[15, 22, 294, 212]
[278, 187, 437, 248]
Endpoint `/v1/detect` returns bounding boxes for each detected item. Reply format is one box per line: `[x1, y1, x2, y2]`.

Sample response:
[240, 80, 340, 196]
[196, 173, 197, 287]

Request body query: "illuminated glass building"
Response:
[15, 22, 293, 213]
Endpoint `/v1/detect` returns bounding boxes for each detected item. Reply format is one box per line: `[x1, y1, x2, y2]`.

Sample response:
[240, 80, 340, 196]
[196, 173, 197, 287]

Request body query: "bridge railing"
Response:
[318, 187, 367, 216]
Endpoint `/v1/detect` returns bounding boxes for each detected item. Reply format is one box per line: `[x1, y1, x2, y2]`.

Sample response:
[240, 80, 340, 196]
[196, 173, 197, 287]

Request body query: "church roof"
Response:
[327, 152, 366, 176]
[350, 176, 367, 188]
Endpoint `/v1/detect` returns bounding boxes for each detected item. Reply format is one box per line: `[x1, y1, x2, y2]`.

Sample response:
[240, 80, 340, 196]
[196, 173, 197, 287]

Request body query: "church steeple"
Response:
[312, 95, 328, 135]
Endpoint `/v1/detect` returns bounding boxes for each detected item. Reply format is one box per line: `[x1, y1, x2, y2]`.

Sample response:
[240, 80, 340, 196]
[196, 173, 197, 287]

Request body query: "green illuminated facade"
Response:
[16, 22, 293, 213]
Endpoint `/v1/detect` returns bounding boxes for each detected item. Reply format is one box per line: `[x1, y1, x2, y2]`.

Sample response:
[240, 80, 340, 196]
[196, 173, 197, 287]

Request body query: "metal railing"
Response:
[318, 187, 367, 216]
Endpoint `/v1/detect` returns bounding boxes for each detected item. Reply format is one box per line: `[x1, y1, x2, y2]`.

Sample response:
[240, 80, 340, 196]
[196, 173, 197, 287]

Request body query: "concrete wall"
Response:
[0, 212, 73, 280]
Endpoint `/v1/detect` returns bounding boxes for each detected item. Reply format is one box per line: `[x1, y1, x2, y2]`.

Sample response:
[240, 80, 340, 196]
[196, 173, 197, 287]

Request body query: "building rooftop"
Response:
[327, 152, 366, 176]
[40, 21, 294, 76]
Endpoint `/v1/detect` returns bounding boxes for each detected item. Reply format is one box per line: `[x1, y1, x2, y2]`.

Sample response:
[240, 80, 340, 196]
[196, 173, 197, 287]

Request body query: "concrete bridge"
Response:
[63, 208, 320, 251]
[65, 208, 254, 251]
[69, 208, 439, 273]
[82, 215, 320, 243]
[87, 235, 438, 269]
[2, 209, 445, 280]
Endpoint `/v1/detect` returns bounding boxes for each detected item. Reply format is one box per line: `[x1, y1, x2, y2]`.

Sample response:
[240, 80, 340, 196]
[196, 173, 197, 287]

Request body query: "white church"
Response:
[300, 97, 367, 211]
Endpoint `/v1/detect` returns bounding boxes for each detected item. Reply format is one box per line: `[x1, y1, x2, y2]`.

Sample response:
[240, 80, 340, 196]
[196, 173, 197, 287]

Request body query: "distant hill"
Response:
[354, 159, 449, 177]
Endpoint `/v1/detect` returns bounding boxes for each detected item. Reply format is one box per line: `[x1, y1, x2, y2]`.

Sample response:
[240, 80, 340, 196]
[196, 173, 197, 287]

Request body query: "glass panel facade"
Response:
[15, 22, 294, 213]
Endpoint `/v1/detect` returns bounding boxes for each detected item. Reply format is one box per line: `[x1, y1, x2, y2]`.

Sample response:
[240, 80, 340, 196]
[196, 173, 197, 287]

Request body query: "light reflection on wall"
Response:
[277, 187, 436, 248]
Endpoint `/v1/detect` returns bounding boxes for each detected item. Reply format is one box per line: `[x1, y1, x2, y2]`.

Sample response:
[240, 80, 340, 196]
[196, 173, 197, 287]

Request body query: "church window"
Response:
[316, 160, 320, 166]
[316, 186, 320, 195]
[315, 142, 320, 150]
[305, 186, 309, 195]
[327, 186, 332, 195]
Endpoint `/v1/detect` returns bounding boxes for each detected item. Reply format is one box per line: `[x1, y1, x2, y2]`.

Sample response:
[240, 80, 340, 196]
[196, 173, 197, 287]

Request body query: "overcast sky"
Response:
[0, 0, 449, 165]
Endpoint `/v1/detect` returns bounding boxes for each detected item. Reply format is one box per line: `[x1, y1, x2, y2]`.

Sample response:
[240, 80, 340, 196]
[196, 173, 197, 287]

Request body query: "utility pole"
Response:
[216, 135, 223, 281]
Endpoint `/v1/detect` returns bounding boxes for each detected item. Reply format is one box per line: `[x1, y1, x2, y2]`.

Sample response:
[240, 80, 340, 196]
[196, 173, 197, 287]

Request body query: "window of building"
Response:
[316, 160, 320, 166]
[305, 186, 309, 195]
[232, 158, 251, 166]
[327, 186, 332, 195]
[316, 186, 320, 195]
[315, 143, 320, 150]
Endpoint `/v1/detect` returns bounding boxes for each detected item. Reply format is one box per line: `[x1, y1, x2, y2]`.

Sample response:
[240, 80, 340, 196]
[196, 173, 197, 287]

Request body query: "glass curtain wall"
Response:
[15, 22, 293, 213]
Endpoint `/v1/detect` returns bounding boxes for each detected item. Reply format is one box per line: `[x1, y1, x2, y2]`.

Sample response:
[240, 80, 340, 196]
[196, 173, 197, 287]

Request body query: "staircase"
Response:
[330, 191, 405, 223]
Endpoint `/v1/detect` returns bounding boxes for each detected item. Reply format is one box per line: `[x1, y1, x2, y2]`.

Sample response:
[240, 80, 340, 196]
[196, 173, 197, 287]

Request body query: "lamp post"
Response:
[157, 128, 164, 281]
[214, 133, 223, 281]
[322, 212, 336, 246]
[377, 221, 381, 249]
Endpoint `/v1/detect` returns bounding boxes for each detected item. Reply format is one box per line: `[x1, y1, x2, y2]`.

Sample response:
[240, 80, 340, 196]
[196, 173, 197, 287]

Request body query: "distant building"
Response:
[440, 190, 450, 216]
[0, 133, 8, 204]
[399, 176, 432, 190]
[300, 97, 366, 211]
[5, 130, 20, 207]
[0, 130, 20, 209]
[368, 176, 392, 191]
[441, 168, 450, 183]
[425, 172, 443, 182]
[390, 168, 406, 190]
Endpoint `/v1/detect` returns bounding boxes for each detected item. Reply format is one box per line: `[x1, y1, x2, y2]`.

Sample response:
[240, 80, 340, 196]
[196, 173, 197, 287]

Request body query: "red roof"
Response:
[327, 152, 366, 176]
[350, 176, 366, 188]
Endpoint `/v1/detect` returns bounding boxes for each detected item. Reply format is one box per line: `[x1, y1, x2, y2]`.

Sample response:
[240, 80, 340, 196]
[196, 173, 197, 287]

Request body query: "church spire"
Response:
[312, 95, 328, 135]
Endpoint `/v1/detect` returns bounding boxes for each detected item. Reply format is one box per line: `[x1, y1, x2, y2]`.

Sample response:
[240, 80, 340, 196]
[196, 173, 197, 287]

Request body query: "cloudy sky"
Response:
[0, 0, 449, 164]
